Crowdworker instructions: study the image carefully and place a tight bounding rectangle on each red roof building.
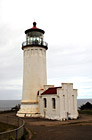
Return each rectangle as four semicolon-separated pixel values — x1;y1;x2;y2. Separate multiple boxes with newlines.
41;87;61;95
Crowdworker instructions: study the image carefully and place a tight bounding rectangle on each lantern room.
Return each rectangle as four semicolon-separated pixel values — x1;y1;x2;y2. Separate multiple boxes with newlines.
22;22;48;50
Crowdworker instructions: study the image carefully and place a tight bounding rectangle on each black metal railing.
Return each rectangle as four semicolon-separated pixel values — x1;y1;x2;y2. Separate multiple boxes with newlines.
22;40;48;49
0;115;25;140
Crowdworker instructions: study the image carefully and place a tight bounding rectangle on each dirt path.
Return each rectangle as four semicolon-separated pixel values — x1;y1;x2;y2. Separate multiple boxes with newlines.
1;112;92;140
24;114;92;140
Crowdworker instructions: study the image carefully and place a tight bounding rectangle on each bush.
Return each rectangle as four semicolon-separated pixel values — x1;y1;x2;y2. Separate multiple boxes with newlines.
79;110;92;115
79;102;92;110
8;136;15;140
11;104;20;111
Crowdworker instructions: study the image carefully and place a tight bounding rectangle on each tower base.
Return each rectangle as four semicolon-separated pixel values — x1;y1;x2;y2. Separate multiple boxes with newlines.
17;102;40;117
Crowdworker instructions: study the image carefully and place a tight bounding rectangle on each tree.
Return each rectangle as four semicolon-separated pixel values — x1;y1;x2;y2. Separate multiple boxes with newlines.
79;102;92;110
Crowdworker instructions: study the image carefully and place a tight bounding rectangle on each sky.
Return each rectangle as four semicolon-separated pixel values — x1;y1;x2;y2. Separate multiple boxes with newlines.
0;0;92;99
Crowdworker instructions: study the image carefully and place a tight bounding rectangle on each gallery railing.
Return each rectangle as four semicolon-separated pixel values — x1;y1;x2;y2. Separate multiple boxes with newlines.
22;40;48;50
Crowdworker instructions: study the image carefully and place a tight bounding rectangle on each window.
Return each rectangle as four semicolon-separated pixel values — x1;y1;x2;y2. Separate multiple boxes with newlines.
52;98;56;109
72;95;75;110
43;98;47;108
63;95;65;110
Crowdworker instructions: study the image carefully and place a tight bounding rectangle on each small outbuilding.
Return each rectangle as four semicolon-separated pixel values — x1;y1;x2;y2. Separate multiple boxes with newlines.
38;83;78;120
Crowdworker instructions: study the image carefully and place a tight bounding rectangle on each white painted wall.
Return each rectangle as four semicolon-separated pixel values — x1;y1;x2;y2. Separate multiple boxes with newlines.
17;46;47;117
39;94;60;120
22;47;47;103
39;83;78;120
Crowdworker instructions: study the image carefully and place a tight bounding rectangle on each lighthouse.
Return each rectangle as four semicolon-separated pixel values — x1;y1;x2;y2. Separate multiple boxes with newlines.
17;22;78;120
17;22;48;117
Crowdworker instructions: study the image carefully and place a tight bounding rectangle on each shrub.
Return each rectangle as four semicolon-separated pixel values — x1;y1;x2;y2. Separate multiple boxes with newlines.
8;136;15;140
79;110;92;115
79;102;92;110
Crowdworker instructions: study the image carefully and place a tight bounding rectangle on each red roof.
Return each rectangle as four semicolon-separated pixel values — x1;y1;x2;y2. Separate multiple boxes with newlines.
31;22;38;29
41;87;61;95
25;22;45;34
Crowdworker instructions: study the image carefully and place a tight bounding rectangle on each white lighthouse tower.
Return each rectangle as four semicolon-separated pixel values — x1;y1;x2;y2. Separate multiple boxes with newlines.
17;22;48;117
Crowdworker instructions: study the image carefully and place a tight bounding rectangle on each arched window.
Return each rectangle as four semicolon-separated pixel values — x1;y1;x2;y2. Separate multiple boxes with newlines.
43;98;47;108
52;98;56;109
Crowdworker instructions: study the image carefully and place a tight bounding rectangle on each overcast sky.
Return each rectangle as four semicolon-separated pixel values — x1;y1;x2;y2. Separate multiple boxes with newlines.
0;0;92;99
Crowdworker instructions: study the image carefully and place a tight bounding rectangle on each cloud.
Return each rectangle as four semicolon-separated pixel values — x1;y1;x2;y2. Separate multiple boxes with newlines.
47;43;92;98
0;24;23;99
0;89;22;100
0;0;92;99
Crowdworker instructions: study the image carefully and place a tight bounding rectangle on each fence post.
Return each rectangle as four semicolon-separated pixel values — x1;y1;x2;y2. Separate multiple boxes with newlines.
0;116;25;140
23;123;25;136
16;129;18;140
18;117;19;127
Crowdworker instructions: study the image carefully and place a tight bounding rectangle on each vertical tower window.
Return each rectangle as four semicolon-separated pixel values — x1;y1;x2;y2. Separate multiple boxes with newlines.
43;98;47;108
63;95;65;110
72;95;75;110
52;98;56;109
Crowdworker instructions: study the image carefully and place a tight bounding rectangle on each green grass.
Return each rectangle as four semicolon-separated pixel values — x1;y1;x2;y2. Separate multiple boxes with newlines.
0;110;17;114
0;122;17;132
78;110;92;115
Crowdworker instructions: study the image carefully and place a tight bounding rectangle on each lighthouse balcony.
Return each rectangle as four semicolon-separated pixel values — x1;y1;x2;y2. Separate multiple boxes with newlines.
22;40;48;50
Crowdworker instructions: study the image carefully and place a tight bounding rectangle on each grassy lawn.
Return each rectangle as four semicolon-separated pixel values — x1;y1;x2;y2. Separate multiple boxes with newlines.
0;122;17;133
78;110;92;115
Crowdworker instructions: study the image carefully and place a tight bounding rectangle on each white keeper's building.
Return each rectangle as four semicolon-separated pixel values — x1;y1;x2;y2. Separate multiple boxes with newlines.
39;83;78;120
17;22;78;120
